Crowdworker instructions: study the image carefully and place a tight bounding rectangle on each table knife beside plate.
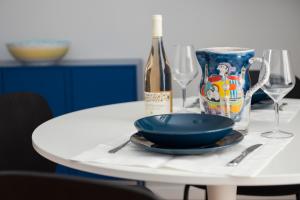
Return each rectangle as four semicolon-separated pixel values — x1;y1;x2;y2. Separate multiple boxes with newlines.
226;144;263;166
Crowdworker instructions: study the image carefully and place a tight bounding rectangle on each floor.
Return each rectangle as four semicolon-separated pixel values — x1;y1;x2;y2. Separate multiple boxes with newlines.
146;182;294;200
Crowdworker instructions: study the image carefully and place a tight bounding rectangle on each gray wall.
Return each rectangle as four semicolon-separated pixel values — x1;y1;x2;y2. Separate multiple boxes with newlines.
0;0;299;97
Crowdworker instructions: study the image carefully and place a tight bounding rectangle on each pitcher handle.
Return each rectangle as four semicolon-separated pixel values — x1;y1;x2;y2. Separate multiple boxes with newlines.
245;57;270;99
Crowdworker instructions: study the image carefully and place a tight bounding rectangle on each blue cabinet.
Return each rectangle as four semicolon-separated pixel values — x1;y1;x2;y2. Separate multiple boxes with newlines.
70;66;137;111
0;60;141;116
1;67;67;116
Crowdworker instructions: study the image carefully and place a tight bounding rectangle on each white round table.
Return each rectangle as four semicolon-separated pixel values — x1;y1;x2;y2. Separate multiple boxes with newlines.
32;99;300;200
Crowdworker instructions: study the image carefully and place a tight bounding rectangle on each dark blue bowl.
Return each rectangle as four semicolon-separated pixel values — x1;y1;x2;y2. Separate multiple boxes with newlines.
134;113;234;147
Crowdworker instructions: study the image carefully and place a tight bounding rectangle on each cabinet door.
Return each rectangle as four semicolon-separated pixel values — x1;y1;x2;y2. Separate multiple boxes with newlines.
71;66;137;111
2;67;66;116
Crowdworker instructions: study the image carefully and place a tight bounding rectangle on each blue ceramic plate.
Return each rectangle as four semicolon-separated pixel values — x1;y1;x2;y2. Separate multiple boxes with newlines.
130;130;244;155
134;113;234;147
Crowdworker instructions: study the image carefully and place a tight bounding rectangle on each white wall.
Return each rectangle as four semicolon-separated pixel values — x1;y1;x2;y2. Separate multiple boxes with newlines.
0;0;300;97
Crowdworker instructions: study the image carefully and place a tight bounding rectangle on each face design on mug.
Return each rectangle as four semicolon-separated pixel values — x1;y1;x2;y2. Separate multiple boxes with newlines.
217;63;230;77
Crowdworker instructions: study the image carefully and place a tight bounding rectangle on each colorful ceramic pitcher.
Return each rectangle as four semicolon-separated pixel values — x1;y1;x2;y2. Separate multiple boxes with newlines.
196;47;270;132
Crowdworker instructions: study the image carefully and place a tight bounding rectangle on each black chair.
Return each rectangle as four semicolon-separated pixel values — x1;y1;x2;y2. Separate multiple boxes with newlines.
0;171;160;200
286;76;300;99
184;72;300;200
0;92;56;172
0;92;154;193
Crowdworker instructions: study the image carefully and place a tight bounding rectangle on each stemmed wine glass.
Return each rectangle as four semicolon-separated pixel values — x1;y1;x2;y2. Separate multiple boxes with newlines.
173;45;200;111
259;49;295;138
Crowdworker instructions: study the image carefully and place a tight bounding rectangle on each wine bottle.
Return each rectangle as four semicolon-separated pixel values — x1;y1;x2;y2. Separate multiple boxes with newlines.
144;15;172;115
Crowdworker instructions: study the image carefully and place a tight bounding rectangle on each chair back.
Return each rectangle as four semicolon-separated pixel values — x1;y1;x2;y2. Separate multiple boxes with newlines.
0;92;55;172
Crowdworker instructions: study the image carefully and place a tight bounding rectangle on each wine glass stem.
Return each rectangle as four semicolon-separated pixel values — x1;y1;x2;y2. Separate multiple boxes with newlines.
274;102;280;133
182;87;187;108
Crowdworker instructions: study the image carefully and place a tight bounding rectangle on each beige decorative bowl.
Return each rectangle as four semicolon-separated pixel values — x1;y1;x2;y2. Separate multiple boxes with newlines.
7;39;70;65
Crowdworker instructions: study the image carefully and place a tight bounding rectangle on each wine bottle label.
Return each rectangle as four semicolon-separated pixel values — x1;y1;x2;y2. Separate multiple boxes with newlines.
144;91;172;115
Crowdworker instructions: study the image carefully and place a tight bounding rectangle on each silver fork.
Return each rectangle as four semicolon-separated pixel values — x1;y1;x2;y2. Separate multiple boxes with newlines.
108;140;130;153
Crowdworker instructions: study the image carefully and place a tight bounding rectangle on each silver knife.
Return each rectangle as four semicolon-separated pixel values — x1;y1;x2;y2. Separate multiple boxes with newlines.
226;144;263;167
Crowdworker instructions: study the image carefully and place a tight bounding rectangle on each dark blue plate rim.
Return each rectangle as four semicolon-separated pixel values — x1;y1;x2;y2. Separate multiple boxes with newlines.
130;130;244;155
134;113;234;135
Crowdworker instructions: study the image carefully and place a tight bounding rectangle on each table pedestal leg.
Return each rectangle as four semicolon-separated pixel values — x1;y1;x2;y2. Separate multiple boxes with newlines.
207;185;237;200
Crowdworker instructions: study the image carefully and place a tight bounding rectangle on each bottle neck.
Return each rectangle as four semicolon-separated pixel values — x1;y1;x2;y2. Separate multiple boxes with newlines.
151;15;164;52
151;37;164;50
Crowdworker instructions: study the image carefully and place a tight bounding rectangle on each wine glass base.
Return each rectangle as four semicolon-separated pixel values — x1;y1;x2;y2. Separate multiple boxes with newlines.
261;130;294;139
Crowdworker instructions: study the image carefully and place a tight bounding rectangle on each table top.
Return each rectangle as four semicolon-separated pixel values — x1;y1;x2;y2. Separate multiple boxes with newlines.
32;99;300;186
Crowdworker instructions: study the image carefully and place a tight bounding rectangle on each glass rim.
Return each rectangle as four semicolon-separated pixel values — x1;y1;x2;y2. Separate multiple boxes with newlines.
263;49;289;52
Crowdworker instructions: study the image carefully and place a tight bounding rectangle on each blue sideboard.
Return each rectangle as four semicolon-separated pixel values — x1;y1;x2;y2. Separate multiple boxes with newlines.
0;59;143;180
0;59;143;116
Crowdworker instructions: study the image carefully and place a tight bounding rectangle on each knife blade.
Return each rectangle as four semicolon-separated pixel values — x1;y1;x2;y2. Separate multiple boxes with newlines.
226;144;263;166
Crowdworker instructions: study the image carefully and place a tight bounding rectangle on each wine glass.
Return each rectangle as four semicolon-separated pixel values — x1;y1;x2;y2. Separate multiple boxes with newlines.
259;49;295;138
173;45;200;111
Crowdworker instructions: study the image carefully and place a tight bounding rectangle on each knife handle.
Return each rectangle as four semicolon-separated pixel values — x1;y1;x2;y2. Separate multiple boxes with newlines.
226;152;247;166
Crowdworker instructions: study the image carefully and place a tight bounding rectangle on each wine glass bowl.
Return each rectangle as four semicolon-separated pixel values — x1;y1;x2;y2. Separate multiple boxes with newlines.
173;45;200;111
259;49;295;138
